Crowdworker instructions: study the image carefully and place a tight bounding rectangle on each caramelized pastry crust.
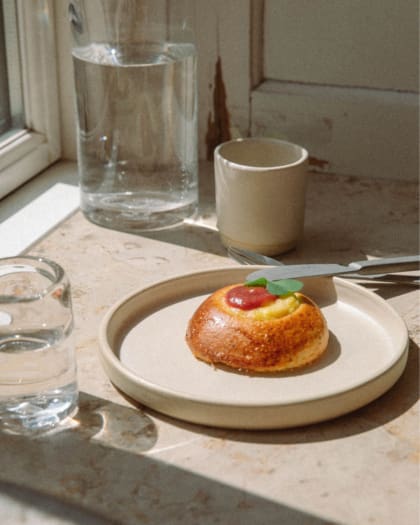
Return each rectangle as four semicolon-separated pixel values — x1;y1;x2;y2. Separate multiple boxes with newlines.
186;284;329;372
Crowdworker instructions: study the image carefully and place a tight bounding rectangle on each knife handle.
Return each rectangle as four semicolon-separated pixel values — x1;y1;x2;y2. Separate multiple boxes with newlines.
351;255;420;274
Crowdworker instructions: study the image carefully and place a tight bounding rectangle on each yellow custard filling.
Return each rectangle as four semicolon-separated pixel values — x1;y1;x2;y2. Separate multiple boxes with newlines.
228;294;301;320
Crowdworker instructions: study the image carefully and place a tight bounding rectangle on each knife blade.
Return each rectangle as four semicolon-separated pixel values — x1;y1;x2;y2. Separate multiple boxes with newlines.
228;247;420;285
246;254;420;281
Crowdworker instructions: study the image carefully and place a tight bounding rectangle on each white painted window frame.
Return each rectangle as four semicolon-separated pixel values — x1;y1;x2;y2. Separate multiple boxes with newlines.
0;0;60;200
196;0;418;181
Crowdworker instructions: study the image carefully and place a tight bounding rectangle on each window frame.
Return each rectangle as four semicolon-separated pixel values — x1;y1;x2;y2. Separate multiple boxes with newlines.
0;0;61;200
196;0;418;180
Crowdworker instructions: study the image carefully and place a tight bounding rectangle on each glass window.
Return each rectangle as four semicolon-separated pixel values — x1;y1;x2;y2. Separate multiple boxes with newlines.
0;0;24;138
0;6;10;136
0;0;60;199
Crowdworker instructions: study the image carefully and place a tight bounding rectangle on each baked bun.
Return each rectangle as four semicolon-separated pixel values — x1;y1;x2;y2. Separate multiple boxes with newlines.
186;284;329;373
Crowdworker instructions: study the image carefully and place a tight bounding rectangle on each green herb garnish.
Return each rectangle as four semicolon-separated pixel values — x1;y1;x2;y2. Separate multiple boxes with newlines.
245;277;303;297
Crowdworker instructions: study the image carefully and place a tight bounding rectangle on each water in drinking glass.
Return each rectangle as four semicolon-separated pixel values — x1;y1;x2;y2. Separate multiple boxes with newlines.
0;257;78;434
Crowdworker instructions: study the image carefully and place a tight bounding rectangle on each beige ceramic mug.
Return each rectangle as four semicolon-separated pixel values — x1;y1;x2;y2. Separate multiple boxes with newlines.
214;137;309;256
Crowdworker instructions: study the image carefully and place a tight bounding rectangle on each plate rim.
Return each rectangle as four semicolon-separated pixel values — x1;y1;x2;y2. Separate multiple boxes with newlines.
98;266;409;424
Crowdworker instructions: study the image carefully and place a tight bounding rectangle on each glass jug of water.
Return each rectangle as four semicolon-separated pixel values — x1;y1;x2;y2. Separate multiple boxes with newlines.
69;0;198;232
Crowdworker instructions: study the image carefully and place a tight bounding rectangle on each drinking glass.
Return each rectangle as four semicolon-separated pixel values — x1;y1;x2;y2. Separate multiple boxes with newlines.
0;256;78;434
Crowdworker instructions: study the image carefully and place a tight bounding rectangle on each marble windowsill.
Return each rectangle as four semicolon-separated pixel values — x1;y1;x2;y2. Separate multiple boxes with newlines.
0;161;80;257
0;161;419;525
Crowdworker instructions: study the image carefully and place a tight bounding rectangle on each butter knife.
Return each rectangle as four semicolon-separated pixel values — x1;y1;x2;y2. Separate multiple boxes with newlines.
228;247;420;284
239;250;420;283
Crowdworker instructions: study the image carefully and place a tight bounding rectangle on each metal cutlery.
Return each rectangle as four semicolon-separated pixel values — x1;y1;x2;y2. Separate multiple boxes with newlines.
227;247;420;286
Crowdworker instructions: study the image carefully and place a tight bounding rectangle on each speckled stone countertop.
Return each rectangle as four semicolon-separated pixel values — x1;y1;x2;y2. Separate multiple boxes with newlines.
1;162;419;525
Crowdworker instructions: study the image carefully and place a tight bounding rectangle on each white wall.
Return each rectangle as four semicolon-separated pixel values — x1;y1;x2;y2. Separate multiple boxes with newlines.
264;0;418;91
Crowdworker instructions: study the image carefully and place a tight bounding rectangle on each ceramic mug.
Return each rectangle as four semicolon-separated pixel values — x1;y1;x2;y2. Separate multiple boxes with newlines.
214;137;309;256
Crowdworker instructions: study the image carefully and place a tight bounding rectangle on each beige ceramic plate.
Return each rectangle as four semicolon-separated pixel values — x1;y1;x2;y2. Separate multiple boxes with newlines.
98;266;408;429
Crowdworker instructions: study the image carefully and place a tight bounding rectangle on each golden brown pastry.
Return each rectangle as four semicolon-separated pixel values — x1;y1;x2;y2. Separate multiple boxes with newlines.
186;283;329;373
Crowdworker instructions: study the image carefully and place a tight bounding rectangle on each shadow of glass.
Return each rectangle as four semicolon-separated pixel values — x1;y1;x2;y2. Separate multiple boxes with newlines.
2;392;159;450
73;393;158;453
140;219;227;257
0;392;341;525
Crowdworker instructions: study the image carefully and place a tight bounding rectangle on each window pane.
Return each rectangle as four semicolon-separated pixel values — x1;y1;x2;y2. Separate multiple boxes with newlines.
0;0;24;139
0;4;10;134
0;0;61;200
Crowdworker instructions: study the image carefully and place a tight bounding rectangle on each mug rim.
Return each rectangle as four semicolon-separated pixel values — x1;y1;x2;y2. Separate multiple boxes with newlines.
214;137;308;171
